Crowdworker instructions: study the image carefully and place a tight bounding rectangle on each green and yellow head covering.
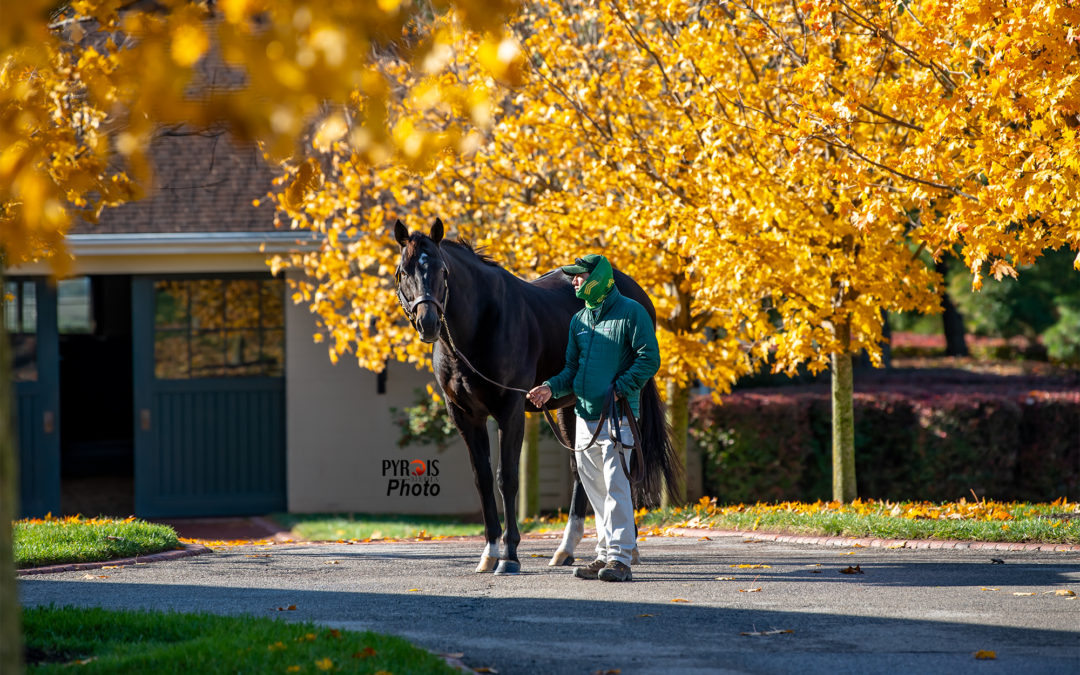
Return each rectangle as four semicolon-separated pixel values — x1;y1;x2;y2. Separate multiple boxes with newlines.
561;253;615;309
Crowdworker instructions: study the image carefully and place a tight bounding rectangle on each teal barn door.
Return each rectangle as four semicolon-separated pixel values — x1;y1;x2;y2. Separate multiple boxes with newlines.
8;278;60;518
132;276;285;517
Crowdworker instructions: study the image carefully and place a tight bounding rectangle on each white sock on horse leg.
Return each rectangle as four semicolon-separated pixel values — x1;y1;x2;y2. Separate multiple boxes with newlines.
476;541;501;572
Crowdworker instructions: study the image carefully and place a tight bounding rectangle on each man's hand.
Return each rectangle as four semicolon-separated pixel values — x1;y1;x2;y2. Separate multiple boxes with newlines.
527;385;553;407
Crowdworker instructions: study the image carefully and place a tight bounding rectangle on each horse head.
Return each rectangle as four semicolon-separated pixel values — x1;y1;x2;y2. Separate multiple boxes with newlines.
394;218;449;343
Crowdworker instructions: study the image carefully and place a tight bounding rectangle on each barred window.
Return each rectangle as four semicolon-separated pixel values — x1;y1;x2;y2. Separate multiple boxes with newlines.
154;277;284;379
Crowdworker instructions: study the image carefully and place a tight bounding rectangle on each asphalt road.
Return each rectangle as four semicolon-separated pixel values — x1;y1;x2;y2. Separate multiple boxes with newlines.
19;532;1080;674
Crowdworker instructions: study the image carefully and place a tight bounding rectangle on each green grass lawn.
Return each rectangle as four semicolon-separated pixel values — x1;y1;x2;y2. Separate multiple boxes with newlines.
23;606;459;674
15;517;181;569
641;498;1080;544
273;512;568;541
277;499;1079;545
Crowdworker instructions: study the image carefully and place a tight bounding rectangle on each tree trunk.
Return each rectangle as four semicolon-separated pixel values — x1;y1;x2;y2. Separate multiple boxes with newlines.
831;318;857;502
662;379;690;507
0;262;24;675
936;259;969;357
518;412;540;519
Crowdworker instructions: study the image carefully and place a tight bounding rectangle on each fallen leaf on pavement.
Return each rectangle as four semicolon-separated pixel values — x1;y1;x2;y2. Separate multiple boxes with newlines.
324;560;339;565
731;564;771;569
276;604;297;611
974;650;996;660
839;565;864;575
101;565;122;569
475;667;499;673
592;669;621;674
698;536;711;541
840;551;856;556
1053;589;1076;597
671;598;690;603
980;588;999;591
715;576;737;581
739;588;763;593
636;614;654;618
1012;592;1036;597
81;574;107;579
741;629;793;636
407;588;421;592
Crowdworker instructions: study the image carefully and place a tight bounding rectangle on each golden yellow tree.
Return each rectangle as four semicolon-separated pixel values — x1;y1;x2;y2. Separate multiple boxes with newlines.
273;0;949;506
273;0;1078;509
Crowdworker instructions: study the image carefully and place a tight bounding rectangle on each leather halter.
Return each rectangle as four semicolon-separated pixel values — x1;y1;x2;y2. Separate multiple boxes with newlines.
395;261;449;326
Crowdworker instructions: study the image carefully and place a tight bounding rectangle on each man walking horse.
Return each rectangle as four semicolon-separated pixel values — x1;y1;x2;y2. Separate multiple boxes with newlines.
393;219;678;577
527;253;659;582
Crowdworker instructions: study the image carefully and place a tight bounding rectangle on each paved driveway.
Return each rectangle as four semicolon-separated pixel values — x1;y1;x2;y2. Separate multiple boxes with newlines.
19;533;1080;674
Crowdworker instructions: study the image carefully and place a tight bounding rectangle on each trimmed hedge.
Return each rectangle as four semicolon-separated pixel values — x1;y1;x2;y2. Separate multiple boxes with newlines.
692;383;1079;503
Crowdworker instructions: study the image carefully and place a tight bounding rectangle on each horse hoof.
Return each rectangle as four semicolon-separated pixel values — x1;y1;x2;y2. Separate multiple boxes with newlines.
548;551;574;567
632;548;641;565
493;560;520;575
475;555;498;573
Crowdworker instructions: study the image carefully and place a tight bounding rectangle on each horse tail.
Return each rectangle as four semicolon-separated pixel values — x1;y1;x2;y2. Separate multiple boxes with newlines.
637;377;682;507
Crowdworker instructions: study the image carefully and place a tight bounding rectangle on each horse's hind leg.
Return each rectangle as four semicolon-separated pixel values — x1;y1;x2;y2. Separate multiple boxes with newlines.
550;474;587;567
449;404;501;572
550;409;586;567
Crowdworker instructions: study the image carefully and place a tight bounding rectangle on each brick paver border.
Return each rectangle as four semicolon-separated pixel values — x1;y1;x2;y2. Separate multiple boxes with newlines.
17;543;213;576
666;527;1080;552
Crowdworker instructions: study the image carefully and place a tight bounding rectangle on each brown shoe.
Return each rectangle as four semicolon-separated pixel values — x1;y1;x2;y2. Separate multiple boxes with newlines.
573;559;607;580
598;560;632;582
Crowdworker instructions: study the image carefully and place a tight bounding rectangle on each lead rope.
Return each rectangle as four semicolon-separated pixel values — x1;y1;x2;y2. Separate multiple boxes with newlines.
437;315;644;483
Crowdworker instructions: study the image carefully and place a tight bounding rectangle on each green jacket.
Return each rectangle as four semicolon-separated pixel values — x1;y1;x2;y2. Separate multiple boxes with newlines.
544;287;660;421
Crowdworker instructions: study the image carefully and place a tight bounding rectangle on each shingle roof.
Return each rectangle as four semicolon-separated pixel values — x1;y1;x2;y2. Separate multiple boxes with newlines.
70;131;279;234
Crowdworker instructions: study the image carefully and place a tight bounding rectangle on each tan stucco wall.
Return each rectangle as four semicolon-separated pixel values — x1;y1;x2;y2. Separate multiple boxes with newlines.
284;274;573;515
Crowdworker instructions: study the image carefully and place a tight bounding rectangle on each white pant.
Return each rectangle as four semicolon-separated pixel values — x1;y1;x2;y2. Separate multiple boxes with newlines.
575;416;636;566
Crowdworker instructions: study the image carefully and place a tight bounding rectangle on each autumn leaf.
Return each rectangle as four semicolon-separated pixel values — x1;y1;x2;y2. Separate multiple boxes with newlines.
671;598;690;603
839;566;864;575
974;650;997;660
1053;590;1076;597
739;588;763;593
353;647;377;659
716;576;737;581
1012;592;1036;597
731;564;771;569
475;668;499;674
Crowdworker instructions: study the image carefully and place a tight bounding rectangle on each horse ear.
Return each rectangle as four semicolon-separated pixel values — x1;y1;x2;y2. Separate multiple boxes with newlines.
394;220;409;247
430;218;444;245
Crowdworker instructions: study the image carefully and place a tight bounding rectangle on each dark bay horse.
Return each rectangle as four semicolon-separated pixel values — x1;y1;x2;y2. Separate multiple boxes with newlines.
394;218;679;574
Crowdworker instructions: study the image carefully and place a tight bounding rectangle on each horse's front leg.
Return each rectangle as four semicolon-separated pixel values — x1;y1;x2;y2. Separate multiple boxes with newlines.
493;403;525;575
550;408;586;567
448;403;502;573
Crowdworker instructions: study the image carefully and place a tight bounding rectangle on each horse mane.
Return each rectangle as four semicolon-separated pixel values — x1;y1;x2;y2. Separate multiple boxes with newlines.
440;238;500;268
